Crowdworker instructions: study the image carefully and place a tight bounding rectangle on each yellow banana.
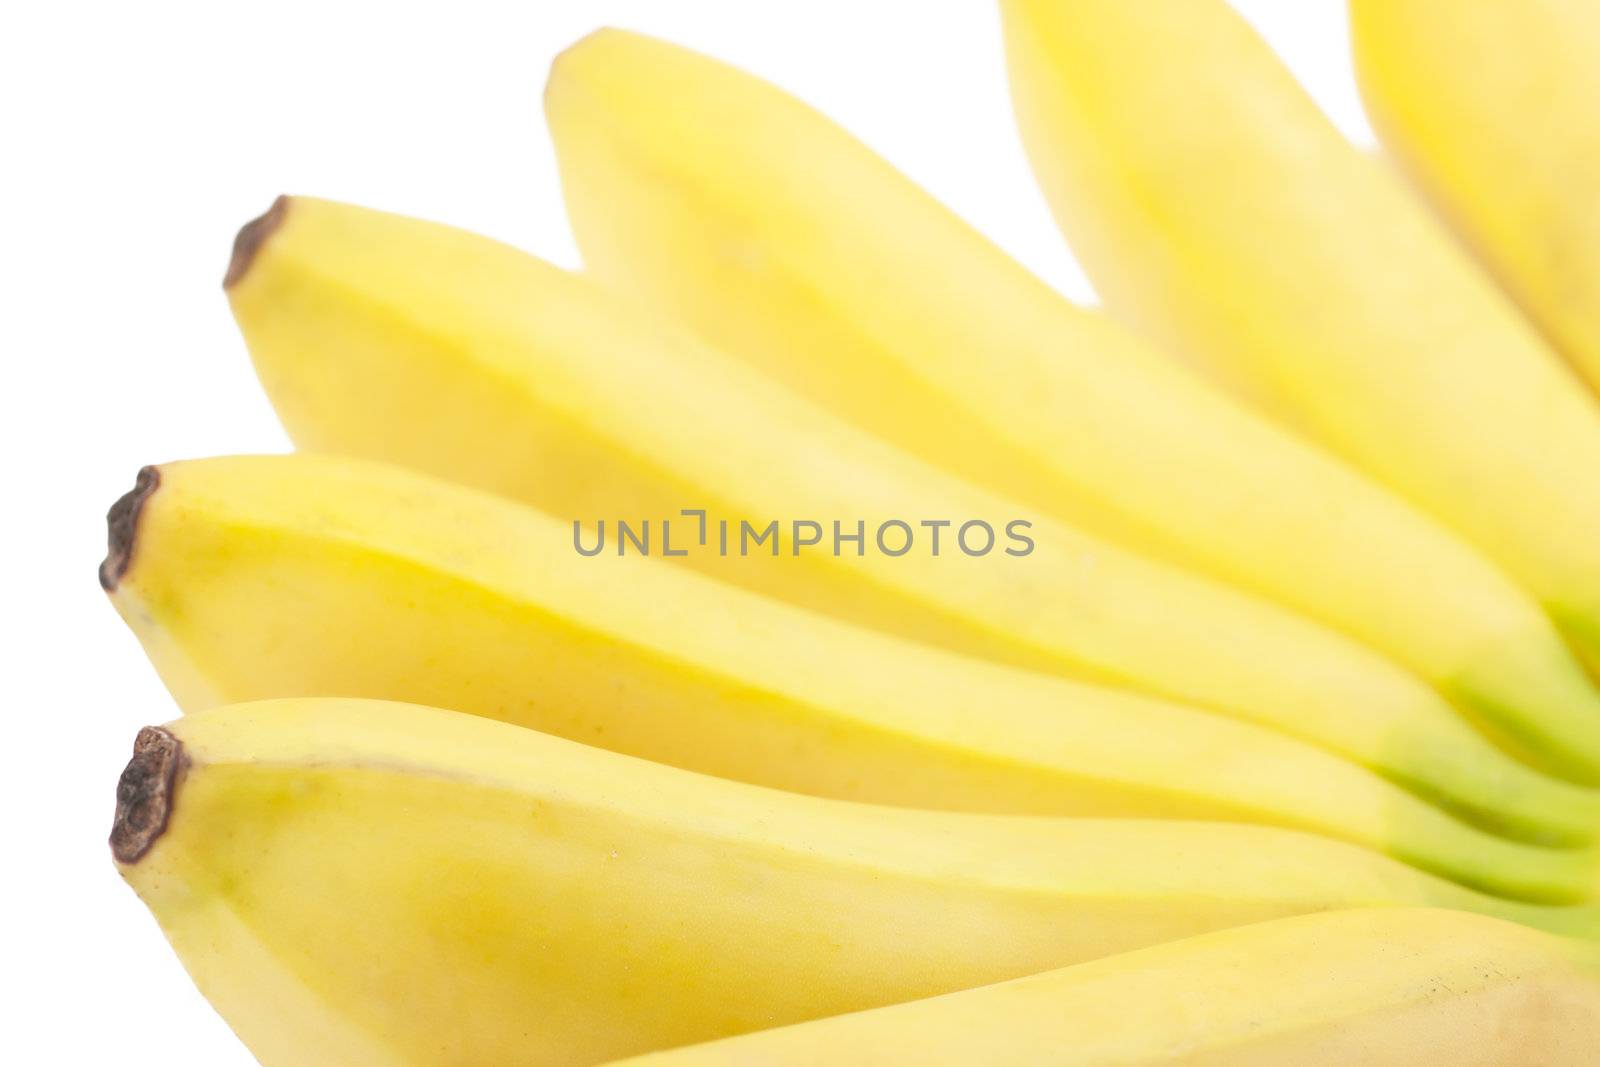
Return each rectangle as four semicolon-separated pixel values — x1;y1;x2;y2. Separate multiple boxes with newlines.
100;453;1600;899
543;28;1600;779
604;908;1600;1067
113;699;1600;1067
1351;0;1600;396
223;196;1600;809
1000;0;1600;673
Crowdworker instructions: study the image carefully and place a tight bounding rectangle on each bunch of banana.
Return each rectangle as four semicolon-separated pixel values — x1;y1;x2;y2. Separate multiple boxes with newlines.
101;2;1600;1063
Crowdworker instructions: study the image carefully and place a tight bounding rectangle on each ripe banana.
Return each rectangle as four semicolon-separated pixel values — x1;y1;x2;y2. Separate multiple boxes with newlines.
1000;0;1600;675
601;908;1600;1067
100;453;1600;900
543;28;1600;781
1350;0;1600;398
113;699;1600;1067
222;196;1600;811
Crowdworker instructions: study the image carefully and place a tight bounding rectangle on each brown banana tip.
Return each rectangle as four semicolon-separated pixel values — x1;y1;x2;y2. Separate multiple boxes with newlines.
110;726;186;865
223;195;290;290
99;465;160;592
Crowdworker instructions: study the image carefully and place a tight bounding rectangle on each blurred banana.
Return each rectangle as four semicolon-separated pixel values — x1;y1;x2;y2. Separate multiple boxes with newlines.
1352;0;1600;396
1001;0;1600;680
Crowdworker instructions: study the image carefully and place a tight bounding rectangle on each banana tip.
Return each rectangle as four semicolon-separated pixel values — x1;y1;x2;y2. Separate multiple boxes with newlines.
100;466;160;592
224;195;289;290
111;726;185;865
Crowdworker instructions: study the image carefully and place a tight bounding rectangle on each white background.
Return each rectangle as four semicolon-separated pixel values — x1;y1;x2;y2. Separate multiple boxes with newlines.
0;2;1370;1062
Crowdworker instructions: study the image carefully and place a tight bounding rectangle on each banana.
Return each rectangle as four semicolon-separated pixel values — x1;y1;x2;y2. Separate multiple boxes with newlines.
602;908;1600;1067
113;699;1600;1067
543;28;1600;782
222;196;1600;814
100;453;1600;900
1000;0;1600;674
1351;0;1600;397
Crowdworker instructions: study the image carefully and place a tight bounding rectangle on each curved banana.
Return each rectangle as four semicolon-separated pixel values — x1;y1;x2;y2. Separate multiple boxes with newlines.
100;453;1600;898
1351;0;1600;396
222;196;1600;817
604;908;1600;1067
113;699;1600;1067
1000;0;1600;677
543;28;1600;779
